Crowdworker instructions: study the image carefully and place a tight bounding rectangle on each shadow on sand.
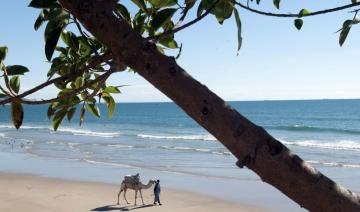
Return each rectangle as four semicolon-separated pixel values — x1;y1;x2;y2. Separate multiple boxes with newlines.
91;204;155;211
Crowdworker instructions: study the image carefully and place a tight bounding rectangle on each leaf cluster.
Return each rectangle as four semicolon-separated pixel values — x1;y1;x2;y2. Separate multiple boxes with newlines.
0;0;124;131
125;0;243;54
0;46;29;130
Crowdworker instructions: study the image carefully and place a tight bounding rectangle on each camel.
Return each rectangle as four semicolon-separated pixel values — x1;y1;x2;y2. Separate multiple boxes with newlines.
117;174;156;205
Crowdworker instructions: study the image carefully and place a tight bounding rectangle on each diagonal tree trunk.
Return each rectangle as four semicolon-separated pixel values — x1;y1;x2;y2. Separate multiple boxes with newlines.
59;0;360;211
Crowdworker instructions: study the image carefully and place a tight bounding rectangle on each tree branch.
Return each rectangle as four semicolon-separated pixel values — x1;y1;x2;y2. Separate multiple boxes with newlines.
21;68;115;105
2;69;16;96
234;1;360;18
148;0;220;41
87;72;108;100
0;53;112;106
0;85;10;96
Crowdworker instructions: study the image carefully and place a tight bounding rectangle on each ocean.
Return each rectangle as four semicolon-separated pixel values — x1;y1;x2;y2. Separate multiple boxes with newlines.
1;99;360;210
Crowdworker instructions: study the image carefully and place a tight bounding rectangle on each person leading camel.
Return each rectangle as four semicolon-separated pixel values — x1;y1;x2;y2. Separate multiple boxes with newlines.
153;179;162;205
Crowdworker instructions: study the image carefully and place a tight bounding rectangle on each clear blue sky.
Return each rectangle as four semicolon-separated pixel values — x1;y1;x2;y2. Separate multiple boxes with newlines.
1;0;359;102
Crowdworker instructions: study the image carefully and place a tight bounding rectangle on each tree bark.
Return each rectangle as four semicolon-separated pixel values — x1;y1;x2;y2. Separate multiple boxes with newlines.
59;0;360;211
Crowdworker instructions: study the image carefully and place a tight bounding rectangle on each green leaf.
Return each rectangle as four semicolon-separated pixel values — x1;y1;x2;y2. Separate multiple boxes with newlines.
159;36;178;48
54;81;67;89
87;104;100;117
6;65;29;76
339;20;353;46
29;0;59;8
133;12;147;34
102;94;116;118
61;31;79;51
46;8;69;22
47;103;56;119
294;19;303;30
211;0;234;24
131;0;148;13
116;4;131;23
52;108;67;131
103;86;121;94
45;21;65;61
55;46;67;54
149;0;177;8
78;38;92;56
0;46;8;63
10;76;20;94
273;0;280;9
197;2;204;17
45;27;63;61
299;9;310;17
34;10;47;30
79;106;86;126
67;107;77;121
234;8;242;53
11;101;24;130
151;8;177;31
74;77;84;88
185;0;196;10
47;56;66;78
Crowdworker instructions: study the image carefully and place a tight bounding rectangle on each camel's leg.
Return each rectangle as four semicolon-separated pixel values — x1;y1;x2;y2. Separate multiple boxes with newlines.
139;189;144;205
134;190;137;206
117;188;122;205
124;189;130;204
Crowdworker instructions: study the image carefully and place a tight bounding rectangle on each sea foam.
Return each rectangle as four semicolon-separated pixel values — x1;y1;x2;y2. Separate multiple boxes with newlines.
0;124;121;138
270;125;360;135
137;134;216;141
306;160;360;168
57;128;121;138
83;159;134;168
281;139;360;151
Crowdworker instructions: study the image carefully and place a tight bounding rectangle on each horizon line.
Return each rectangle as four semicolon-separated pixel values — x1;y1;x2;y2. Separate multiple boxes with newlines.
114;98;360;103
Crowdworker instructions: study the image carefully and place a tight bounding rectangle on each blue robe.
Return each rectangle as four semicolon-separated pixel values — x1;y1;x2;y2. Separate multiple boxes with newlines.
154;183;161;203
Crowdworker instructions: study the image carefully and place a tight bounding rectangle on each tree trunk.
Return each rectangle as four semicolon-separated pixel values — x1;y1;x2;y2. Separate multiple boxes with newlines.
59;0;360;211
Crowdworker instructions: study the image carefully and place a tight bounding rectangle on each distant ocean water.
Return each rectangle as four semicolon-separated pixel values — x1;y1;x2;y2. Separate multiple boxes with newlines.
1;100;360;192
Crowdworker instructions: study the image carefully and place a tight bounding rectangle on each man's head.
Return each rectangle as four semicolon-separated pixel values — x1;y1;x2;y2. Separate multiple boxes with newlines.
157;179;160;183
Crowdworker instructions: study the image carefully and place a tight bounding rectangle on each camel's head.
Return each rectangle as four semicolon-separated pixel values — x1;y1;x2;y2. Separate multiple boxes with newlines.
150;180;157;184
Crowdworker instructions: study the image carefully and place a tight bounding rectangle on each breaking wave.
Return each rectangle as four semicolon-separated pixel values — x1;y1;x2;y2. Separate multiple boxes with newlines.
0;124;120;138
159;145;231;155
270;125;360;135
57;128;121;138
107;144;134;148
307;160;360;168
137;134;216;141
82;159;134;168
281;140;360;151
0;124;47;130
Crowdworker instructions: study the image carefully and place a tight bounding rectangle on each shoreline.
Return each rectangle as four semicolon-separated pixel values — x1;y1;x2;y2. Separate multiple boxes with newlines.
0;173;269;212
0;151;307;211
0;151;306;211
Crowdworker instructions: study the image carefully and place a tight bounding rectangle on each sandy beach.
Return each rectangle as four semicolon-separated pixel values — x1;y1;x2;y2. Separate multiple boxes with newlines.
0;173;269;212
